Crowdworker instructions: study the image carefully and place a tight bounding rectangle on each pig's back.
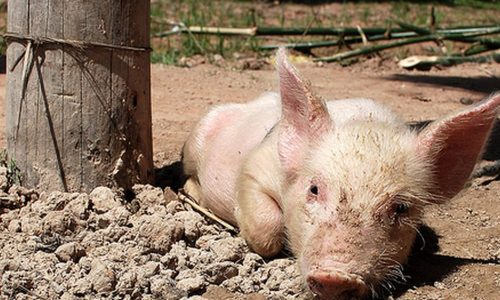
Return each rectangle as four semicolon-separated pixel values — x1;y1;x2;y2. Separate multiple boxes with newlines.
194;93;282;223
327;98;403;126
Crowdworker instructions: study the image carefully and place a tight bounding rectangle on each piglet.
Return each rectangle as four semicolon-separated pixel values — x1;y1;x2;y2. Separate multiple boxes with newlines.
182;48;500;299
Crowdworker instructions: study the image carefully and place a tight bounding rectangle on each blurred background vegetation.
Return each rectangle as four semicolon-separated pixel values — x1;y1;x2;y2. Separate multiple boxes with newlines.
150;0;500;65
0;1;498;65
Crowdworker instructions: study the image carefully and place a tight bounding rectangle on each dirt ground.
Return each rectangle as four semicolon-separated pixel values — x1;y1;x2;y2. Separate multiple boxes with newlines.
0;57;499;299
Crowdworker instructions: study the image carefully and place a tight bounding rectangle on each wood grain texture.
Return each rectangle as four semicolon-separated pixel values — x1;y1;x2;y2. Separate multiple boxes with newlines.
6;0;153;192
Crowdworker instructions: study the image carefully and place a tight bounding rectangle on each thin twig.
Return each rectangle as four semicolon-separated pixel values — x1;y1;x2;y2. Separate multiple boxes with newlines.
178;189;238;234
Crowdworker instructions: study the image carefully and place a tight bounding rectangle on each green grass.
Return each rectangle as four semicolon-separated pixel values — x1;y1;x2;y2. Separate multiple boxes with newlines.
150;0;500;65
151;0;262;65
0;150;22;189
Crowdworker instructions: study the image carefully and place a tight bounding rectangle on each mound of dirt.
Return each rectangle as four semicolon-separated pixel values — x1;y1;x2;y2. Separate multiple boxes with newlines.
0;181;313;299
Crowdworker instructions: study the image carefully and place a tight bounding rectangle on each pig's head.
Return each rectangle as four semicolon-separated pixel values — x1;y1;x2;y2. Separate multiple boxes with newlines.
275;49;500;299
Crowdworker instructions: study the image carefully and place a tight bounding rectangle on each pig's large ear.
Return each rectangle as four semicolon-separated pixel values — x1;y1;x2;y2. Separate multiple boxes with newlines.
276;48;331;175
418;92;500;202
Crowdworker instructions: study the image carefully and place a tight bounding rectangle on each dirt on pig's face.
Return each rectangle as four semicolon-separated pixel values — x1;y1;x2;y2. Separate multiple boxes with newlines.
282;122;434;299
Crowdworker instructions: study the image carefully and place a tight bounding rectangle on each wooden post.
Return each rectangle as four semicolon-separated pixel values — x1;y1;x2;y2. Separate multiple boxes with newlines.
6;1;153;192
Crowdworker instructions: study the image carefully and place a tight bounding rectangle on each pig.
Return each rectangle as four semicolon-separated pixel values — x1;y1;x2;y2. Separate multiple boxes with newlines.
181;48;500;299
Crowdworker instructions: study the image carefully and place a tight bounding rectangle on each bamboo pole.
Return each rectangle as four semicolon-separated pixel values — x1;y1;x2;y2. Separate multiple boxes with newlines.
154;24;500;38
258;32;418;51
154;25;406;37
315;28;500;62
399;53;500;69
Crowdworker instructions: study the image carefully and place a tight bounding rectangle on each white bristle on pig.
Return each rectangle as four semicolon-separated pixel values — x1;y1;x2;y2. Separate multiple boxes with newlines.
182;48;500;299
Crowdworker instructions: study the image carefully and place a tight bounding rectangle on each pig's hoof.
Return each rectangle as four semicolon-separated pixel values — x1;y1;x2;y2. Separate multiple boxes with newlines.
306;270;367;299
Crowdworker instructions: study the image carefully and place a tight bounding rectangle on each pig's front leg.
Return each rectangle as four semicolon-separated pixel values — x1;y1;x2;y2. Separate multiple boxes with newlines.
237;176;284;257
236;159;284;257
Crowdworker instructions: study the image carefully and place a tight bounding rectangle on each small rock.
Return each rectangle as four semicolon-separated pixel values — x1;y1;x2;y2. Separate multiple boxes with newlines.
175;211;205;242
42;211;77;234
0;259;19;273
99;206;131;228
166;200;185;214
265;269;287;290
64;194;91;220
88;259;116;293
7;219;21;233
141;261;160;278
460;97;474;105
19;212;43;235
205;262;238;284
210;237;247;262
133;184;165;206
32;191;75;213
72;277;92;295
239;252;264;276
55;242;86;262
115;269;137;293
60;292;76;300
161;252;179;270
89;187;120;214
195;234;218;250
133;214;184;255
176;275;206;294
150;275;187;299
163;187;178;204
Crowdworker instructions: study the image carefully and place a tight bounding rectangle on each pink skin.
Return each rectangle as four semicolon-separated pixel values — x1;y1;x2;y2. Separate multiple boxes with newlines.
182;48;500;299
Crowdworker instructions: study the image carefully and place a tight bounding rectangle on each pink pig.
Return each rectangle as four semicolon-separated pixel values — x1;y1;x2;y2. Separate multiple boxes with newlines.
182;48;500;299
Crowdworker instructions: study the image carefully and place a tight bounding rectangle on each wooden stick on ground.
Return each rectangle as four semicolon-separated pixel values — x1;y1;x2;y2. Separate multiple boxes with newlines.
178;189;239;234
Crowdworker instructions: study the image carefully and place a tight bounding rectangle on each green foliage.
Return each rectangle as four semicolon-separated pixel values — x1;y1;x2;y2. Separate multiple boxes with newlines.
0;2;6;55
150;0;261;65
0;150;22;190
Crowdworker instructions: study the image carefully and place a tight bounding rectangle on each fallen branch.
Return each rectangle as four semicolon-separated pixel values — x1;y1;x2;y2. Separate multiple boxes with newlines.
399;53;500;69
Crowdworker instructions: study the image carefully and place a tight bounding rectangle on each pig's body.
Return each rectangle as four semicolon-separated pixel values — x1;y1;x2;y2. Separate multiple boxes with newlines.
183;93;403;225
182;49;500;300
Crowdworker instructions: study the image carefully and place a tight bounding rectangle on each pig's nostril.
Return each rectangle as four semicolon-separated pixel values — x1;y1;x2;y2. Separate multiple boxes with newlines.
307;270;366;298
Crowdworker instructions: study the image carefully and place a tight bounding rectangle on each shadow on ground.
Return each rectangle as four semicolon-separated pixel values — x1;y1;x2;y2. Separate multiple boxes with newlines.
155;161;184;192
392;224;499;298
387;74;499;94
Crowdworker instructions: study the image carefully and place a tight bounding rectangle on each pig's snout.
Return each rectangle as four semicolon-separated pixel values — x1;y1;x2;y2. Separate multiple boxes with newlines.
307;269;367;299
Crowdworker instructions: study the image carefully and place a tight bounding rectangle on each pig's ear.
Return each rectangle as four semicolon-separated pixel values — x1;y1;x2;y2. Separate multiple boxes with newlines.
418;92;500;202
276;48;331;175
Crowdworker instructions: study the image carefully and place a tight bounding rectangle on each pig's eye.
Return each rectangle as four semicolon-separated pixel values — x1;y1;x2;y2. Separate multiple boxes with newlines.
394;203;409;215
309;185;319;196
